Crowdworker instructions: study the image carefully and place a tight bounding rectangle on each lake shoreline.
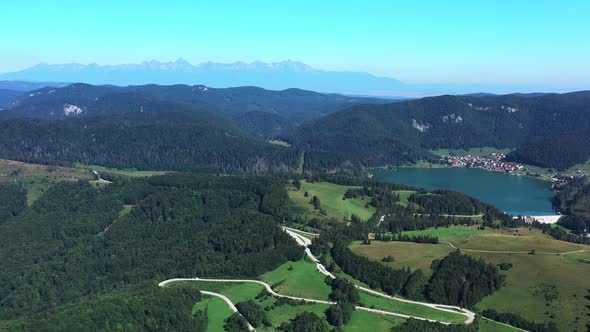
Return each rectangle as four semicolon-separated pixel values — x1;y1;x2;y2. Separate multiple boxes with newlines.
371;167;557;216
371;162;556;183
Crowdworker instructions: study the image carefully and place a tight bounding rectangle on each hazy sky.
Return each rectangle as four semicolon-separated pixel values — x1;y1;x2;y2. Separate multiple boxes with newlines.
2;0;589;88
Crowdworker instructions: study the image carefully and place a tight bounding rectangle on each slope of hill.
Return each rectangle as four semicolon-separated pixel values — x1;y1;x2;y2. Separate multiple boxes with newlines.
0;111;299;174
5;83;388;123
233;111;296;138
297;91;590;170
0;173;301;325
0;90;22;108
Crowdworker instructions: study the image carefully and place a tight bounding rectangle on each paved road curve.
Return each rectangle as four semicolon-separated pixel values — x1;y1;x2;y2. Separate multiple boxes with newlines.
282;226;475;324
159;277;456;325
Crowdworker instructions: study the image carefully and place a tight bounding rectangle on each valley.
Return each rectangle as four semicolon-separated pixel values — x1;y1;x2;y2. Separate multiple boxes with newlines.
2;3;589;331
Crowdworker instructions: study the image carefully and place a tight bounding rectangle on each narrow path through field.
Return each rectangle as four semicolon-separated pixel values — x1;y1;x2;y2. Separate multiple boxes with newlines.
440;240;589;255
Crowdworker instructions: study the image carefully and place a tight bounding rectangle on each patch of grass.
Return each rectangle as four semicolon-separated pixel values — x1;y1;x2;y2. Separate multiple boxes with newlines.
344;309;405;331
351;225;590;331
260;259;331;300
350;241;453;276
193;297;233;332
260;303;330;332
393;190;418;207
0;159;93;205
288;180;376;221
359;292;467;323
473;251;590;332
400;226;587;252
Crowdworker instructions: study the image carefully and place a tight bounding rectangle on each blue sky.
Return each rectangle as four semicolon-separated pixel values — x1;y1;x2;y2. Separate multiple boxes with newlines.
1;0;589;88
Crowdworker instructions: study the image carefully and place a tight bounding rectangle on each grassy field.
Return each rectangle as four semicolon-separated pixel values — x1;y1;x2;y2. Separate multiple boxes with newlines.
359;292;467;323
193;297;233;332
260;259;331;300
394;190;420;208
351;226;590;331
261;303;330;331
430;147;513;157
474;250;590;331
351;241;454;275
0;159;93;204
288;180;376;221
345;310;405;331
400;225;587;252
172;276;410;331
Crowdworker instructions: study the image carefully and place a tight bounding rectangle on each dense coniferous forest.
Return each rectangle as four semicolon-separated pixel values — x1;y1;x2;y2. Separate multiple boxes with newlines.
427;251;504;307
1;84;589;172
408;190;486;215
0;174;301;327
296;91;590;170
0;183;27;223
331;240;412;295
547;176;590;242
5;83;387;122
0;112;299;174
390;318;477;332
3;284;207;332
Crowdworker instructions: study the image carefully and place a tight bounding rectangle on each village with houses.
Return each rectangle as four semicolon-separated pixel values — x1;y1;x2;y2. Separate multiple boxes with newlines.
441;153;524;173
440;152;583;182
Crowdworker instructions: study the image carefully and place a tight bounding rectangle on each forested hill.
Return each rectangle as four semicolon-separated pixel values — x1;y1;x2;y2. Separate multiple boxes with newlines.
296;91;590;170
0;174;301;328
2;83;589;172
0;111;299;174
5;83;388;123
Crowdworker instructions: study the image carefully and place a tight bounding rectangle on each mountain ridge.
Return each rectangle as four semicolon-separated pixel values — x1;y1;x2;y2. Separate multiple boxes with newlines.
2;60;578;96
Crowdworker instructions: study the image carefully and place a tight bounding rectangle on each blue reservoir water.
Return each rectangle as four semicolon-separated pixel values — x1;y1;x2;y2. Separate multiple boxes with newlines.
372;167;555;216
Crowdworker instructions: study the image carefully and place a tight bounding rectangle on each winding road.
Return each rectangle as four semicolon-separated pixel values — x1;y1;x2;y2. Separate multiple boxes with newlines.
158;225;476;329
159;277;458;325
158;224;553;330
282;226;475;325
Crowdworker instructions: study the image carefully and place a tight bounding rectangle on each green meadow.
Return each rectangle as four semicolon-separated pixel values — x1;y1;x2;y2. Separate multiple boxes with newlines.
351;225;590;331
288;180;376;221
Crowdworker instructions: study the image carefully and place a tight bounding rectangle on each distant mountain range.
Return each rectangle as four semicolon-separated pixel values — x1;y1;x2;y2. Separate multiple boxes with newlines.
0;83;388;124
0;59;574;96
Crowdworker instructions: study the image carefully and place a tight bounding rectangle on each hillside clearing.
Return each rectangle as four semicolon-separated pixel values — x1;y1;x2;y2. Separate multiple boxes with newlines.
288;180;376;221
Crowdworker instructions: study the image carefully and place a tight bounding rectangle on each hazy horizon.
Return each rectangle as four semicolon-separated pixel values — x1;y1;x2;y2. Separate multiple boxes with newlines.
2;0;589;90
